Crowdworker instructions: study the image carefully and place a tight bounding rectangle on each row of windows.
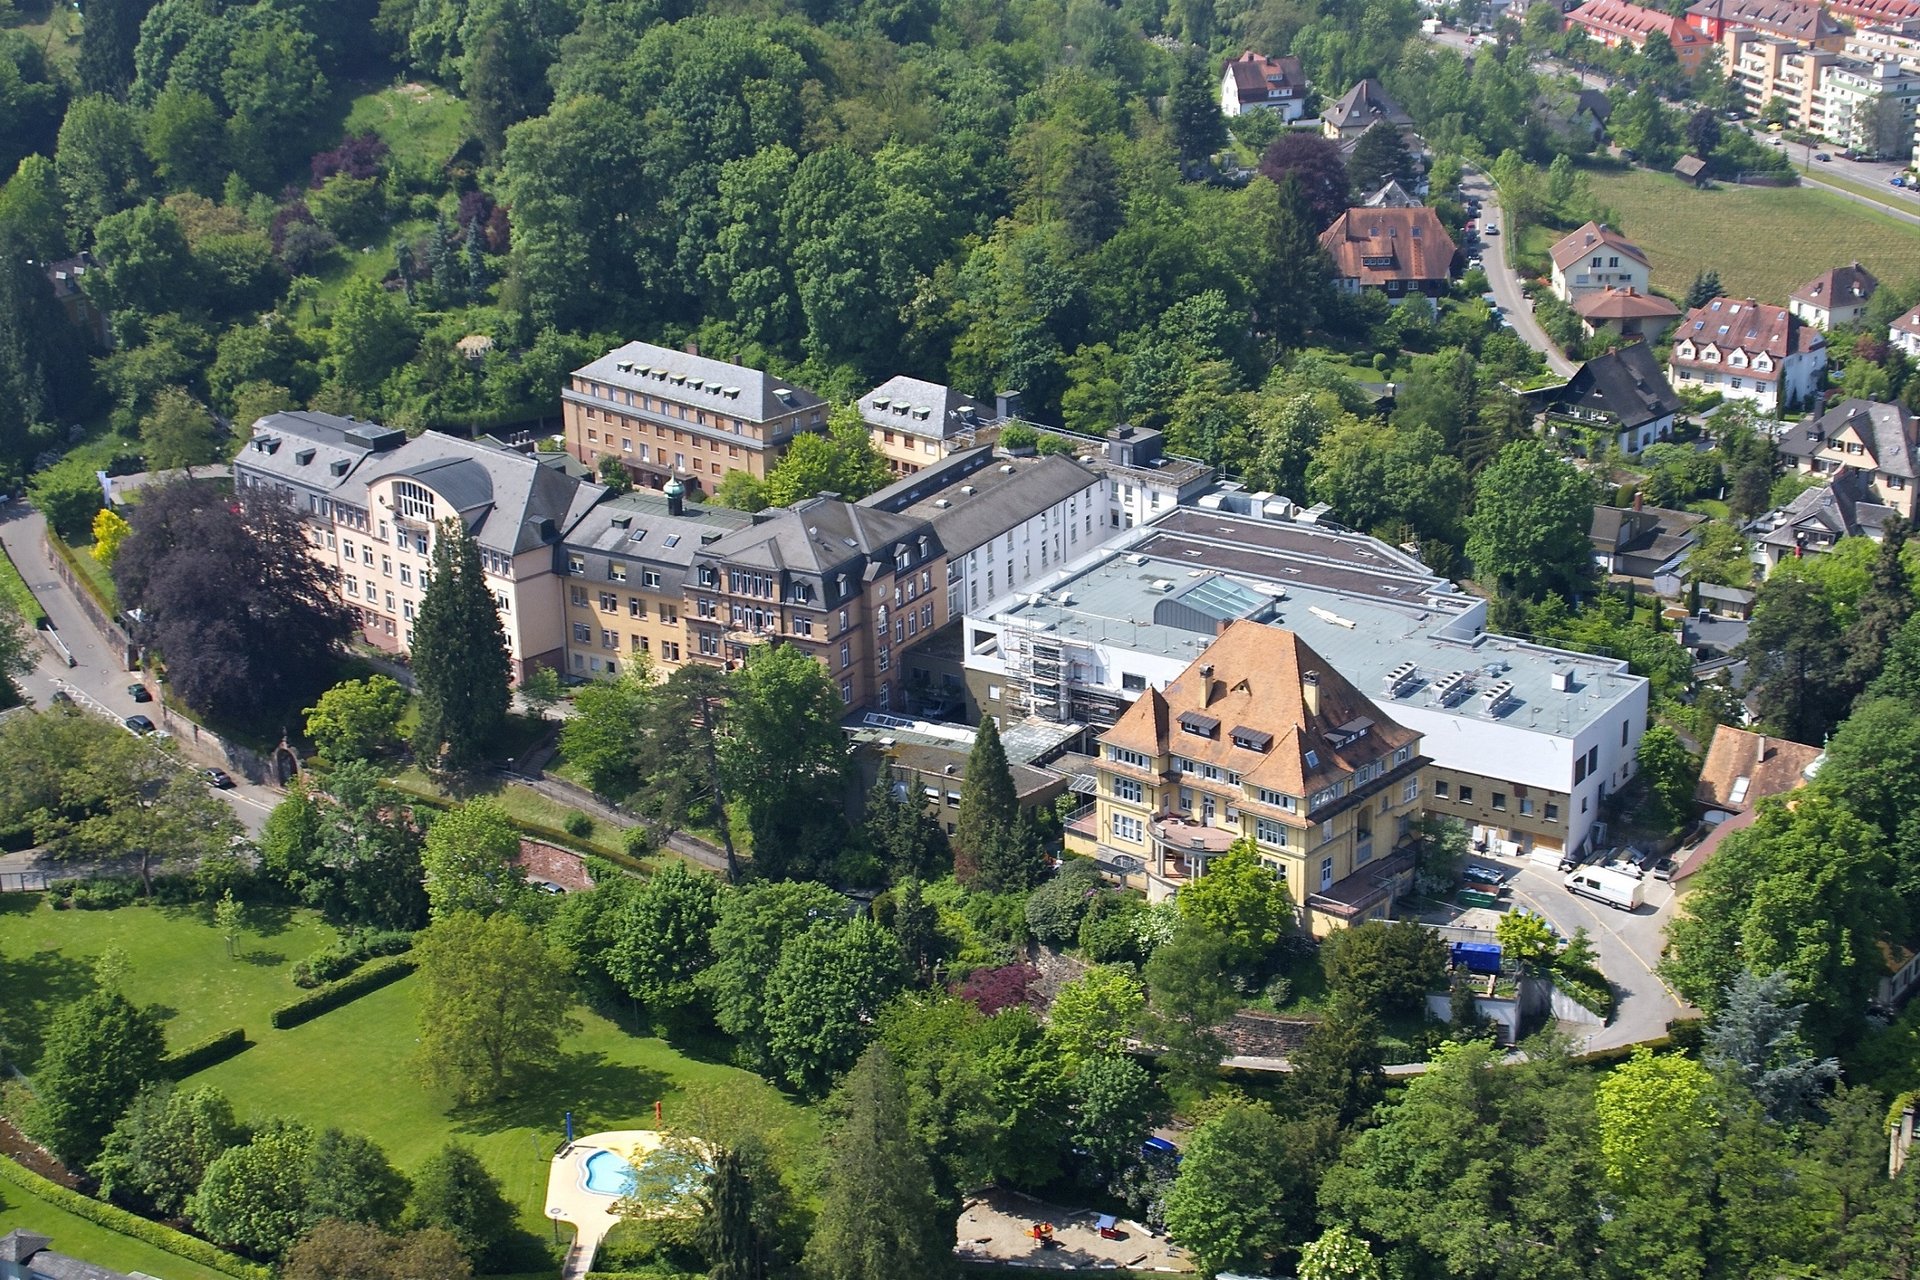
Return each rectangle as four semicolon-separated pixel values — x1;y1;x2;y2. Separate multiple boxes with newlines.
1432;779;1557;821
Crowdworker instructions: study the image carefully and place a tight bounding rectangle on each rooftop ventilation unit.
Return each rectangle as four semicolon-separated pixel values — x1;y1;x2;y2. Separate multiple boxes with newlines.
1126;554;1147;565
1430;670;1473;706
1383;661;1418;697
1550;669;1574;693
1150;579;1176;592
1482;680;1515;715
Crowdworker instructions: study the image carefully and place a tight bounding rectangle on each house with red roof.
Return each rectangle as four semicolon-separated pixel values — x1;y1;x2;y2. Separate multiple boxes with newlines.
1573;286;1681;340
1567;0;1716;70
1668;296;1828;414
1317;206;1457;299
1687;0;1846;47
1220;50;1310;122
1789;262;1880;331
1549;222;1654;302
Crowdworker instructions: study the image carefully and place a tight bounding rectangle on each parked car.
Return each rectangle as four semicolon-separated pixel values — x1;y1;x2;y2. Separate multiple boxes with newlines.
127;682;152;702
203;768;234;789
124;714;156;735
1892;175;1909;187
1463;864;1504;886
49;690;71;706
1651;856;1675;881
1483;223;1499;235
1814;152;1832;162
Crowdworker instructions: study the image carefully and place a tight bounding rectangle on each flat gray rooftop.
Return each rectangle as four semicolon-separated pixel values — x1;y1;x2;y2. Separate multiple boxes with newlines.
987;515;1642;739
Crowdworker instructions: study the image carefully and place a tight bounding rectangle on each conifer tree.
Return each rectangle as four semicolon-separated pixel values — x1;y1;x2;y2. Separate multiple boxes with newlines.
954;718;1038;891
411;519;510;772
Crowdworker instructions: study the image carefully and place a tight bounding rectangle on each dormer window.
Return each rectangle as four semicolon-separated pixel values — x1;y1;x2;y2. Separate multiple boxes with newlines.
1230;726;1273;753
1179;711;1220;738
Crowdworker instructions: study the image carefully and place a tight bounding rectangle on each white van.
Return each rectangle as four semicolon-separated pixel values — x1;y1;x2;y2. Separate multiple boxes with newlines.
1563;865;1645;912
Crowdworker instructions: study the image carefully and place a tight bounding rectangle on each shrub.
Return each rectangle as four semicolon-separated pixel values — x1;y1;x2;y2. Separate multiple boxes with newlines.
0;1156;270;1280
564;811;594;839
291;931;416;988
270;955;415;1029
998;423;1038;451
51;878;141;910
1035;434;1078;457
162;1027;249;1078
1025;860;1104;946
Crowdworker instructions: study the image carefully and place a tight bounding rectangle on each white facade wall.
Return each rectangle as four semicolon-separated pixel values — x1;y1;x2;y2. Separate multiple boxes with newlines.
948;476;1106;617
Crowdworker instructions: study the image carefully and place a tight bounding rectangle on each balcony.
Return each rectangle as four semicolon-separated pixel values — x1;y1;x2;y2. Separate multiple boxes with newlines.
1150;814;1239;857
1307;848;1415;923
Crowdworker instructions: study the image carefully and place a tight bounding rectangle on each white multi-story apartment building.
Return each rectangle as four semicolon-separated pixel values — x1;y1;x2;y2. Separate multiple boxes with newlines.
1815;56;1920;157
234;412;607;681
964;510;1649;865
860;446;1105;619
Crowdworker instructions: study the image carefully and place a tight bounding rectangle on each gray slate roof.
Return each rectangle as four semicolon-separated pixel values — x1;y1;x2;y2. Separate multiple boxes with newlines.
0;1231;137;1280
698;496;941;595
1362;180;1422;207
871;449;1100;559
243;414;608;557
1778;399;1918;479
1759;469;1895;551
574;342;824;423
1557;341;1681;430
858;376;982;441
1324;78;1412;132
562;489;755;592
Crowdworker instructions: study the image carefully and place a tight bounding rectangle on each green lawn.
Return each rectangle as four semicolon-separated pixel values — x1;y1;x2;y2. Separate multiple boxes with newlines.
0;1176;232;1280
1585;166;1920;303
190;973;814;1269
0;541;48;627
344;81;470;173
4;894;814;1274
0;897;338;1066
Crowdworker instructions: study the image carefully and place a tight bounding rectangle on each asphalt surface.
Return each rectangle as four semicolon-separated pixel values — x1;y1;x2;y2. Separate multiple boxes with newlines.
1462;168;1580;379
1499;855;1690;1051
0;504;280;838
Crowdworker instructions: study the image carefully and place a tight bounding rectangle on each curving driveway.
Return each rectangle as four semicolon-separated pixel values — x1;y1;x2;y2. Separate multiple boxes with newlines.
1461;168;1579;380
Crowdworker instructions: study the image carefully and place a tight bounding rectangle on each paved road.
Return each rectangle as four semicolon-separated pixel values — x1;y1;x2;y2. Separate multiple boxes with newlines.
0;504;279;837
1462;168;1580;380
1500;856;1690;1051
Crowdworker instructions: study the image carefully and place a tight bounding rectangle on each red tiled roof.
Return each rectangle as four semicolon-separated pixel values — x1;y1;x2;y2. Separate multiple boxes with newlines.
1318;206;1456;286
1574;287;1681;320
1568;0;1707;43
1671;296;1824;381
1827;0;1920;22
1685;0;1844;39
1227;50;1306;102
1894;306;1920;338
1550;221;1651;272
1791;262;1879;309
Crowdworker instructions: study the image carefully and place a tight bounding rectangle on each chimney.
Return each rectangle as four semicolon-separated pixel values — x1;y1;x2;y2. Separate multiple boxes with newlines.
1632;490;1643;511
1757;734;1769;762
665;478;685;517
684;341;700;357
1303;670;1321;717
1199;663;1216;704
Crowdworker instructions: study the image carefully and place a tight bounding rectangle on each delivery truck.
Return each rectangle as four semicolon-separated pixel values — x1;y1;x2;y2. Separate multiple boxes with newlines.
1563;864;1645;912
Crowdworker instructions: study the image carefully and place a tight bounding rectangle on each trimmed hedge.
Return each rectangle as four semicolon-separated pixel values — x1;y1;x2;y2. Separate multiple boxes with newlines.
162;1027;249;1078
291;930;414;988
269;954;415;1029
0;1156;270;1280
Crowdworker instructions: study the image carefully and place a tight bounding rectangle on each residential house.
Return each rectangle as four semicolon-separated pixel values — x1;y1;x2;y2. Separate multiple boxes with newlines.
558;481;755;680
1220;50;1310;120
1093;620;1428;931
1775;397;1919;516
562;342;827;498
1548;341;1684;453
860;446;1104;620
1892;301;1920;357
1668;297;1828;414
1790;263;1880;330
1573;286;1682;340
1688;0;1846;47
1672;724;1824;878
1567;0;1716;69
235;412;607;680
967;508;1649;865
687;497;947;712
1321;79;1415;141
1589;500;1707;581
1754;467;1896;571
41;252;109;346
860;734;1069;838
1549;222;1653;302
2;1230;140;1280
1088;424;1217;530
1362;179;1423;207
1318;206;1457;298
857;376;984;476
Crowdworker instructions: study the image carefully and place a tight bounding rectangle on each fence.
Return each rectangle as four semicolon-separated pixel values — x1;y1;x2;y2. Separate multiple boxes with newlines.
0;870;54;892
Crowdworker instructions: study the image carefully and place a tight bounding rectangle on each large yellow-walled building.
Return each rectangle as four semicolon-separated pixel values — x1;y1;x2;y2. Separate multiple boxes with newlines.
1093;621;1428;935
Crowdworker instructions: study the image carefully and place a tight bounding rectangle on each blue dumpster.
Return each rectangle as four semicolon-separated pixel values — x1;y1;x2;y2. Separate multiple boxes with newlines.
1450;941;1503;975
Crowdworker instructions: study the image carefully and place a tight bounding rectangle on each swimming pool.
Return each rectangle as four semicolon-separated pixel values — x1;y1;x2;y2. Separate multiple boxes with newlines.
581;1149;637;1197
